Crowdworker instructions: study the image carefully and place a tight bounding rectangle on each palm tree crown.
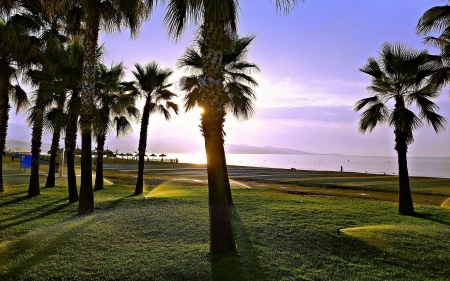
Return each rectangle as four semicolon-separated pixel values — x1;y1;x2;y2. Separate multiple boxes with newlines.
355;42;445;141
179;32;259;121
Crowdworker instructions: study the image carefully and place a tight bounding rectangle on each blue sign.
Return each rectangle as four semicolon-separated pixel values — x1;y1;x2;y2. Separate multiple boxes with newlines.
20;155;32;169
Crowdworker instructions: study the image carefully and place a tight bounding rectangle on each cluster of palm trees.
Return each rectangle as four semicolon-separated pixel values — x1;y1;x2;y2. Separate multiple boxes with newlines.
1;0;298;255
355;3;450;215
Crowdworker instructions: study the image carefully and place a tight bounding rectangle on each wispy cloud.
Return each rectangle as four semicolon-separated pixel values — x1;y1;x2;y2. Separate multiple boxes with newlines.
254;106;358;123
255;75;367;108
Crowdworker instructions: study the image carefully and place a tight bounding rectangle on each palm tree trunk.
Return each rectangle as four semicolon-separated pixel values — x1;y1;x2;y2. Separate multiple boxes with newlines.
395;130;414;215
135;100;150;195
94;133;106;191
45;128;59;188
0;80;10;193
65;104;79;203
28;107;44;197
45;98;65;188
45;127;61;188
200;16;236;255
221;134;232;205
78;2;100;214
203;117;236;254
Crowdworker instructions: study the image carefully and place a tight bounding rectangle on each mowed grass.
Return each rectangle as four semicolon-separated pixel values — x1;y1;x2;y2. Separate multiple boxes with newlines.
0;163;450;280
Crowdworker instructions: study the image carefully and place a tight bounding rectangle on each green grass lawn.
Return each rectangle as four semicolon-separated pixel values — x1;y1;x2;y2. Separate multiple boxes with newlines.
1;162;450;280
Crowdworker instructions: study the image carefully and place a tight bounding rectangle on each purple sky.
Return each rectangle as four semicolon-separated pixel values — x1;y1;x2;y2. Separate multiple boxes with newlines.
8;0;450;157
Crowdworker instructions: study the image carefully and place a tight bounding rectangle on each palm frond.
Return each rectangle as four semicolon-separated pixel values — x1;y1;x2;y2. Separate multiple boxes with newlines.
44;106;66;132
10;84;29;114
354;96;380;112
390;107;423;136
177;46;203;73
416;5;450;35
359;57;382;79
273;0;299;15
163;0;202;40
357;102;389;133
114;116;133;137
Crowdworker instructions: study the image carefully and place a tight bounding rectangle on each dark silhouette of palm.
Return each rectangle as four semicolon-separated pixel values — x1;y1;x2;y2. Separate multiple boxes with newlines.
126;62;178;195
355;42;446;215
179;32;259;204
60;38;85;203
0;2;33;192
93;62;138;191
23;3;68;197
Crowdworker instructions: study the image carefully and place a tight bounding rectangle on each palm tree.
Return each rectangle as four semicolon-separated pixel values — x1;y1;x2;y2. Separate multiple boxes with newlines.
179;32;259;205
355;42;446;215
93;62;138;191
25;3;68;197
0;2;34;192
163;0;297;255
60;38;84;203
44;92;66;188
127;62;178;195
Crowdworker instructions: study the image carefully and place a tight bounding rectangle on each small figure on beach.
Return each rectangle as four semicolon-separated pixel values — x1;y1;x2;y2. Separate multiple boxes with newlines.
11;154;14;161
340;166;343;172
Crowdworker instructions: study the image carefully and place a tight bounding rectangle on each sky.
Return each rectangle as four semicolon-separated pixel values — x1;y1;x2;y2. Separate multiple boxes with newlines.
8;0;450;157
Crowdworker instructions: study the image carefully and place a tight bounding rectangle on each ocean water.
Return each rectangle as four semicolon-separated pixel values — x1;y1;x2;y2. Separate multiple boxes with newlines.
166;153;450;179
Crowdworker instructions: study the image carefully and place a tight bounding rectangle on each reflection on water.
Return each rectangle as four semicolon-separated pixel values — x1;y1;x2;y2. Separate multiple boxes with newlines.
167;153;450;178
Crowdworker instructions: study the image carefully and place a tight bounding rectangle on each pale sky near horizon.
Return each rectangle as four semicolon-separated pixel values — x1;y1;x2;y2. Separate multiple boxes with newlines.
8;0;450;157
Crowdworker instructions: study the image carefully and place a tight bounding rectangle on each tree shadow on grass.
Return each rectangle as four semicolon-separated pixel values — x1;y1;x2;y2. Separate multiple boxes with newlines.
0;200;71;231
210;206;267;281
211;253;247;281
413;212;450;227
0;197;67;225
0;194;32;208
0;215;93;281
0;191;28;199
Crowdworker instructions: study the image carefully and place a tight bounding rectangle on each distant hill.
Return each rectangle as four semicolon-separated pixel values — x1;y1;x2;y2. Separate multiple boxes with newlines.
7;123;52;153
6;139;51;153
225;144;321;154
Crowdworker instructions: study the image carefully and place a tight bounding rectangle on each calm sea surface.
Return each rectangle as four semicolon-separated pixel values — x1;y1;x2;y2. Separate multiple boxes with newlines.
165;153;450;179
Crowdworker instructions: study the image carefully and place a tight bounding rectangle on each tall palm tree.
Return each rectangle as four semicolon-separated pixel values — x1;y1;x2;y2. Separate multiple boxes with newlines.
127;62;178;195
93;62;138;191
179;32;259;205
60;38;84;202
44;93;66;188
355;42;446;215
45;0;156;214
25;3;68;197
163;0;298;255
0;2;34;192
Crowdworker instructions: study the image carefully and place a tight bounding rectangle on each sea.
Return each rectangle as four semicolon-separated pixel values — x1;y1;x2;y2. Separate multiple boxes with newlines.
164;153;450;179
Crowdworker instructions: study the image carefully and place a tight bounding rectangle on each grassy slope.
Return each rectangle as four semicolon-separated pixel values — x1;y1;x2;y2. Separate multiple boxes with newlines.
0;160;449;280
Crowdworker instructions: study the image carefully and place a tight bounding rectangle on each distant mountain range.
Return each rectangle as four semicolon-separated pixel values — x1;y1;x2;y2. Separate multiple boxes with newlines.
224;144;318;154
6;123;52;152
6;123;328;155
6;139;51;153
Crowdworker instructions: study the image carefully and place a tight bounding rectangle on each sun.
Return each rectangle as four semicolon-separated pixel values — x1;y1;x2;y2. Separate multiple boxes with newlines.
197;107;204;115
